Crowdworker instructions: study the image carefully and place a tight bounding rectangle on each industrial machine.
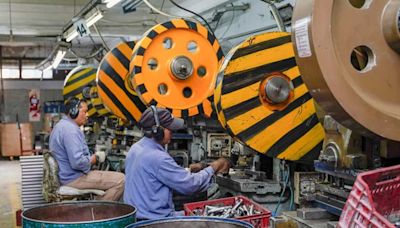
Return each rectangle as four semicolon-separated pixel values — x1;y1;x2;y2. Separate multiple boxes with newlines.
59;0;400;226
289;0;400;223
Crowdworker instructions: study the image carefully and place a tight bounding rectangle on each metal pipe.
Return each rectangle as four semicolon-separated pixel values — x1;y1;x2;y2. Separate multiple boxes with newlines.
222;21;290;41
0;46;4;122
61;0;102;34
260;0;286;32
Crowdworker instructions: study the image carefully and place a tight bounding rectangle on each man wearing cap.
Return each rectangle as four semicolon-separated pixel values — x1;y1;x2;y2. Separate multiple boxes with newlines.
123;106;230;220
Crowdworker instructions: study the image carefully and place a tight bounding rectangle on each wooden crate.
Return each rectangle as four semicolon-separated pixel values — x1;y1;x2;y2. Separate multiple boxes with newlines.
1;123;33;157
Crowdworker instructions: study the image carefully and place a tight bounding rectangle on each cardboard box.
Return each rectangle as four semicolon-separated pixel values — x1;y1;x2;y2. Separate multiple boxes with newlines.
1;123;33;157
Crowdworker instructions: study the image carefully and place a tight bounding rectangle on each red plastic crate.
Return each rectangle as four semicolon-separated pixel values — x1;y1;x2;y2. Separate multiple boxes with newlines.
183;195;271;228
338;164;400;228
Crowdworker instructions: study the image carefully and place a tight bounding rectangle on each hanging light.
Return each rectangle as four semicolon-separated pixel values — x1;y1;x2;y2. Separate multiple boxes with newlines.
105;0;122;8
63;9;103;42
52;50;66;69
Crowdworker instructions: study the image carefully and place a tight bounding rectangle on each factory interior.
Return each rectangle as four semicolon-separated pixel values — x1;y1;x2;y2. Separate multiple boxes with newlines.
0;0;399;227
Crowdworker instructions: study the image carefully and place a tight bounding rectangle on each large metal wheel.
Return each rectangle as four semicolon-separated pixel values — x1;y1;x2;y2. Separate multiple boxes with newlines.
89;86;112;117
129;19;224;118
63;66;98;118
96;41;147;124
292;0;400;141
214;32;324;162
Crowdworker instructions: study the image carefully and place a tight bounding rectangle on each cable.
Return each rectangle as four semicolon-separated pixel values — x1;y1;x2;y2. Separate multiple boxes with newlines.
142;0;180;18
154;0;167;23
273;163;290;216
8;0;12;38
260;0;286;32
92;24;110;52
168;0;216;38
68;47;104;59
219;3;236;40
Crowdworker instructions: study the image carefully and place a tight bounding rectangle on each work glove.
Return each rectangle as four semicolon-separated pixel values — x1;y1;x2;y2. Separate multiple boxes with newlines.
95;151;106;163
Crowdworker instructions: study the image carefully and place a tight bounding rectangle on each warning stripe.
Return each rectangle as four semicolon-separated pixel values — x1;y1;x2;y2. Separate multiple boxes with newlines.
63;66;98;118
214;32;324;162
96;41;147;124
129;18;224;118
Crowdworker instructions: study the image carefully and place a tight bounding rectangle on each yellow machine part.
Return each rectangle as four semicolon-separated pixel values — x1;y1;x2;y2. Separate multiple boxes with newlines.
89;86;113;117
129;18;224;118
63;66;98;118
214;32;325;163
96;41;147;124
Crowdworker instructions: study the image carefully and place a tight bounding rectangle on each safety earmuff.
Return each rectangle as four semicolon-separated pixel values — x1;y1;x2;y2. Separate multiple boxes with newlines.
150;105;164;141
66;97;81;119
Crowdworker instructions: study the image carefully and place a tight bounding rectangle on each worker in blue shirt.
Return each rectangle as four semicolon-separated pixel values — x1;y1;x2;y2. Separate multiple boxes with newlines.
124;106;230;220
49;97;125;201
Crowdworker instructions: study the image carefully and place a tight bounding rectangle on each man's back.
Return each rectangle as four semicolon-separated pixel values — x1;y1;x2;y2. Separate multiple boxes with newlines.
49;116;91;185
124;137;174;219
124;137;215;220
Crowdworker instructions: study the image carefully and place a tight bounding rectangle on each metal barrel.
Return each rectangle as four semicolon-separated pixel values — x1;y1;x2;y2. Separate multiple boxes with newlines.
126;216;253;228
22;201;136;228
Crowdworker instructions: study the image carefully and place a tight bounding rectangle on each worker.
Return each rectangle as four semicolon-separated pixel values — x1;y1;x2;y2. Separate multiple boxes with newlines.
49;97;125;201
124;106;231;220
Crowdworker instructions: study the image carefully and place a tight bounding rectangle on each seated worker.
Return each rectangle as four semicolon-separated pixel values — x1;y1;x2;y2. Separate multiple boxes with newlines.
49;97;124;201
124;106;230;220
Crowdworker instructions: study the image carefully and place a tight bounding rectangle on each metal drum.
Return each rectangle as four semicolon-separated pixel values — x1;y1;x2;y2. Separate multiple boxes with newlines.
126;217;253;228
22;201;136;228
292;0;400;140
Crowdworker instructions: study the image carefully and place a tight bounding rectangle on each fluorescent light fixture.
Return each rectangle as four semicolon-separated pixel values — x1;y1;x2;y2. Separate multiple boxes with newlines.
66;30;78;42
105;0;122;8
63;9;103;42
52;50;66;69
86;10;103;27
43;65;53;72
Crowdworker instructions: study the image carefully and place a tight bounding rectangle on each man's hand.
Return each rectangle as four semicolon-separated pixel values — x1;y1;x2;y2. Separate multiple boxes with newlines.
189;162;207;173
95;151;106;163
90;154;97;165
210;158;231;174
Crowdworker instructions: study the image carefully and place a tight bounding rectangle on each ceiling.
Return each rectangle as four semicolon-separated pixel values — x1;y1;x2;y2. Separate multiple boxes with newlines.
0;0;236;67
0;0;232;46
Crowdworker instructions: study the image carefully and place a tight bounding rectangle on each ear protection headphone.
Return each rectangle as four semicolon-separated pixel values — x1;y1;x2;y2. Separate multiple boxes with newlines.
150;105;164;141
66;97;81;119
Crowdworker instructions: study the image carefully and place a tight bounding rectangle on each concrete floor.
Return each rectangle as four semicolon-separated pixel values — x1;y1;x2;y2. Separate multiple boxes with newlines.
0;158;22;228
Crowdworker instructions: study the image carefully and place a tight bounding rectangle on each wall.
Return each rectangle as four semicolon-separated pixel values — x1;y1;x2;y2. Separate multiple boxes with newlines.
2;80;64;135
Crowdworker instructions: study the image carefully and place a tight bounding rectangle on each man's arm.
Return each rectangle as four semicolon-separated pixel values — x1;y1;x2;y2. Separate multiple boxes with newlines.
157;157;231;195
156;156;215;195
63;131;91;173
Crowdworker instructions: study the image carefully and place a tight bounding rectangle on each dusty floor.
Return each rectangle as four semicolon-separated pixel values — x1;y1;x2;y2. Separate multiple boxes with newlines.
0;159;22;228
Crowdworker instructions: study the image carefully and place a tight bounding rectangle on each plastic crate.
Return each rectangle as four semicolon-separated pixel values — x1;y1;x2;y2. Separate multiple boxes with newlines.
338;164;400;228
183;195;271;228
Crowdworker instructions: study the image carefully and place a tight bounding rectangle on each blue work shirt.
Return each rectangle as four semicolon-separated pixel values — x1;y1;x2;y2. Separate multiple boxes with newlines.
49;115;91;185
124;137;215;219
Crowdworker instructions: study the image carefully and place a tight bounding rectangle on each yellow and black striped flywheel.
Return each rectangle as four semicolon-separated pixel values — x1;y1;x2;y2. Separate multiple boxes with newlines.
96;41;147;124
89;86;113;117
129;18;224;118
63;66;98;118
214;32;325;163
